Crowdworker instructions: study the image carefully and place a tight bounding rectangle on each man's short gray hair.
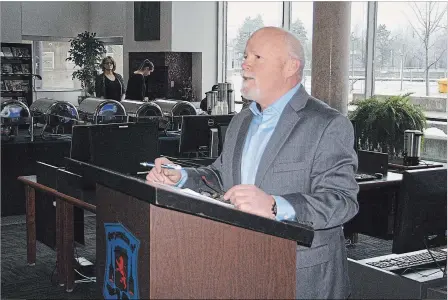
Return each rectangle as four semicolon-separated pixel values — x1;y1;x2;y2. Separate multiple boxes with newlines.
284;31;306;80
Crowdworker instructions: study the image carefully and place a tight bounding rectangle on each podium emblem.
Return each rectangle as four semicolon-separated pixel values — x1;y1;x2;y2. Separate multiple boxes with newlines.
103;223;140;299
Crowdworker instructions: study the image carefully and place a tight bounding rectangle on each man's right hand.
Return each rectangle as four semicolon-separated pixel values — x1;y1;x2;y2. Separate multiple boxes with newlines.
146;157;182;185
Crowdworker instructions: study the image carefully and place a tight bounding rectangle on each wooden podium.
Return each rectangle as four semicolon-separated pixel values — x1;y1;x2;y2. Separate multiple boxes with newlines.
67;158;314;299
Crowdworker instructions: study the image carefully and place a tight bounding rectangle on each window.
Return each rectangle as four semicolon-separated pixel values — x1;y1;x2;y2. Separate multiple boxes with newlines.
291;2;314;93
34;42;124;90
349;2;368;104
37;41;81;90
225;1;283;111
374;2;447;98
220;1;446;161
374;2;447;162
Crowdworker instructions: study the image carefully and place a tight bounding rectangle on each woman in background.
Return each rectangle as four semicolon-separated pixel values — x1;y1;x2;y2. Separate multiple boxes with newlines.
95;56;126;101
125;59;154;101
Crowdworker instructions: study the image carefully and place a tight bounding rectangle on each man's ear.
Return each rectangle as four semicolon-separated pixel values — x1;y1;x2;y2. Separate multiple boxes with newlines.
284;58;300;78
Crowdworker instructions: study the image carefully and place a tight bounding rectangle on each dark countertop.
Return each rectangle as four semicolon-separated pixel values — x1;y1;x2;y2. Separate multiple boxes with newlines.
1;134;72;145
388;159;446;172
358;172;403;191
3;129;179;145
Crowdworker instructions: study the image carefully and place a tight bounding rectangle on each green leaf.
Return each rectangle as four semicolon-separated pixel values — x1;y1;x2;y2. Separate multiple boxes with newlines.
350;94;426;157
66;31;106;94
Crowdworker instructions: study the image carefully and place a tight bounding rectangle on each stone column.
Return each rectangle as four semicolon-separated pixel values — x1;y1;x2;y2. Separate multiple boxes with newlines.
311;2;351;115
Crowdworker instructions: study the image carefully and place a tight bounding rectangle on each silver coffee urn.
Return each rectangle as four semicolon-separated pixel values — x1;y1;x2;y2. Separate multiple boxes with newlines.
403;129;423;166
208;82;235;115
225;82;235;114
216;83;228;114
205;91;217;115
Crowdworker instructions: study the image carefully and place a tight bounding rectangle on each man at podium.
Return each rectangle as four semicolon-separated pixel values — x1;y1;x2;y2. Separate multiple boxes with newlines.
147;27;359;299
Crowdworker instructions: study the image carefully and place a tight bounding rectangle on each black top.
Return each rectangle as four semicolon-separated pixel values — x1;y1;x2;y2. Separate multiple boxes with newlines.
95;73;125;100
125;73;148;101
104;76;122;102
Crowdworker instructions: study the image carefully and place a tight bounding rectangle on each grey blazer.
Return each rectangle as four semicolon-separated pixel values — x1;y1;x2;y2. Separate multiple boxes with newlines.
183;86;359;299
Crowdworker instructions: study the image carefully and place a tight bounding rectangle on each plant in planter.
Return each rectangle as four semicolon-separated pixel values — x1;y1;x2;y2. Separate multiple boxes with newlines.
66;31;106;99
349;93;426;157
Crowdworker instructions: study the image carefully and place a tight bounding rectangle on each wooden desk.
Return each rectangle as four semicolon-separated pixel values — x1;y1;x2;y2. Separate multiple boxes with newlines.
18;175;95;292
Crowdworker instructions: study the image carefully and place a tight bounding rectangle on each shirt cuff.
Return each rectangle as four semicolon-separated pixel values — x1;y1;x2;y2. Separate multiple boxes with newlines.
175;169;189;188
273;196;296;221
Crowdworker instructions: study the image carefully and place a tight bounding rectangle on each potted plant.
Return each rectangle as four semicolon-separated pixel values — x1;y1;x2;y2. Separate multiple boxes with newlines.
349;93;426;158
66;31;106;102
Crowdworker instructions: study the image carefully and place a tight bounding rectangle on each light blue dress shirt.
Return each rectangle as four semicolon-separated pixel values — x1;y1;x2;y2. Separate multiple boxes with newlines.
177;84;301;221
239;84;300;221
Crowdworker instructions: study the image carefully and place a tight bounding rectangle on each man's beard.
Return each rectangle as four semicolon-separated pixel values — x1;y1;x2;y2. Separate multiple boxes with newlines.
241;78;261;101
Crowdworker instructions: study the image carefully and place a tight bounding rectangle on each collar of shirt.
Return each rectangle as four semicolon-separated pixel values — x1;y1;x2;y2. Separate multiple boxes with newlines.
249;83;302;118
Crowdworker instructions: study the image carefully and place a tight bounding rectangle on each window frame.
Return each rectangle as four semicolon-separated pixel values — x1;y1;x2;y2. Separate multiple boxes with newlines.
220;1;373;96
222;1;287;83
220;1;446;117
30;38;124;91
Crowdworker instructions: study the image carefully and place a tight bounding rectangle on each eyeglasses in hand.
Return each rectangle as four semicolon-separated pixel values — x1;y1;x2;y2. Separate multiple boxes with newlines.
200;176;230;204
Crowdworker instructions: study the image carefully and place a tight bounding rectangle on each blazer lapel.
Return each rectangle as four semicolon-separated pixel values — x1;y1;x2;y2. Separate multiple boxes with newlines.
232;111;253;185
254;107;300;186
254;86;310;186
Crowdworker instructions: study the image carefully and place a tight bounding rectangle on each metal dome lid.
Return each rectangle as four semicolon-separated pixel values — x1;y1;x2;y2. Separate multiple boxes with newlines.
171;100;197;116
78;98;126;116
121;100;163;117
29;98;79;123
153;99;197;117
78;97;127;124
0;99;31;121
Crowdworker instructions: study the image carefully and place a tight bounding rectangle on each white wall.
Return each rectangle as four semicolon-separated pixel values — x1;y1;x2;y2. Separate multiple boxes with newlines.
171;1;218;98
21;2;89;38
2;1;126;40
1;2;22;43
2;1;219;99
123;0;219;95
89;1;125;38
123;1;173;81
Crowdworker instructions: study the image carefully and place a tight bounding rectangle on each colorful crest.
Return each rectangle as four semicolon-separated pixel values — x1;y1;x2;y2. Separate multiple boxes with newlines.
103;223;140;299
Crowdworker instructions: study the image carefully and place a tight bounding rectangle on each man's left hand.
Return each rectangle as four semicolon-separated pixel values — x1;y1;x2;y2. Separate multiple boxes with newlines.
223;184;275;219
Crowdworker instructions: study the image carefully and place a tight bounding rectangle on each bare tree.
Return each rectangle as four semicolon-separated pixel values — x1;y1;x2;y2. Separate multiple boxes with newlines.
376;24;392;69
407;1;447;95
